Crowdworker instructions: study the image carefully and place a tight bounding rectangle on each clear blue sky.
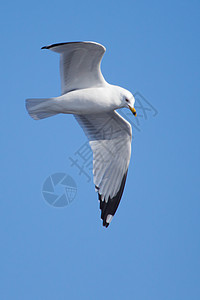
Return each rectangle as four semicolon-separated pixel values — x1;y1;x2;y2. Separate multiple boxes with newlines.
1;0;200;299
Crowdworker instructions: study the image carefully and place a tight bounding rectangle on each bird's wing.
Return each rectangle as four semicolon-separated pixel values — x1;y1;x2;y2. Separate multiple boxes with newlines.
74;111;132;227
42;41;107;94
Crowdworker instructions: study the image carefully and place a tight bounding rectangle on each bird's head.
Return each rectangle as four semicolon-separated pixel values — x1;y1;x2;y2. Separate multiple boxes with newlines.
122;89;137;116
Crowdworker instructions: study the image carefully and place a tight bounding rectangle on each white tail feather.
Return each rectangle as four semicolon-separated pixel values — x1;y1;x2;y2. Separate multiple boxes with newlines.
26;98;58;120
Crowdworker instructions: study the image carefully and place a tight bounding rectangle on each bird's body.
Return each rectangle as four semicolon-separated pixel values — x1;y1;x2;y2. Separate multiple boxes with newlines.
26;41;137;227
28;85;132;116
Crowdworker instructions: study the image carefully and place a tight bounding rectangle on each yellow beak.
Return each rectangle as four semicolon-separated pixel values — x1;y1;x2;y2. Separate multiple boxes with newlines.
129;105;137;116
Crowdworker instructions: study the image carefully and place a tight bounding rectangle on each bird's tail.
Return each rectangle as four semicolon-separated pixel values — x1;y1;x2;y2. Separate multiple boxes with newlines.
26;98;59;120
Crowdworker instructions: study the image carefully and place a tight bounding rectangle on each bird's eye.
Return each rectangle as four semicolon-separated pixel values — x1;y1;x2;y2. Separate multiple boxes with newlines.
125;98;129;103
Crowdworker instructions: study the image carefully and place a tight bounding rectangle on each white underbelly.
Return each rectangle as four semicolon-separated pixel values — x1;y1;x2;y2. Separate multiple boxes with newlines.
54;87;118;115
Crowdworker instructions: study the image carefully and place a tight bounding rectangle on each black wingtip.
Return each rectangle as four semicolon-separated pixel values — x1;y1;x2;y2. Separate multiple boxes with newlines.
103;221;109;228
98;170;128;228
40;42;82;51
40;41;104;51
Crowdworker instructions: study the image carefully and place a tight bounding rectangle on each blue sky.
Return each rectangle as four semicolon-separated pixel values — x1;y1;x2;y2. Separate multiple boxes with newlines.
1;0;200;299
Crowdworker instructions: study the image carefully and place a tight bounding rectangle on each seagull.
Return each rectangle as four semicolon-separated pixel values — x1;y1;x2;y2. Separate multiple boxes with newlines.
26;41;137;227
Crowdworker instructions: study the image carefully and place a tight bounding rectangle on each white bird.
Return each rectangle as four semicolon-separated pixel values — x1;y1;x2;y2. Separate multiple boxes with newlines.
26;41;137;227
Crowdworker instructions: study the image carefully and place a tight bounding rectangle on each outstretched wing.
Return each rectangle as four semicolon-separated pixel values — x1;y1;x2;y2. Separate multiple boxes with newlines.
74;111;132;227
42;41;107;94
